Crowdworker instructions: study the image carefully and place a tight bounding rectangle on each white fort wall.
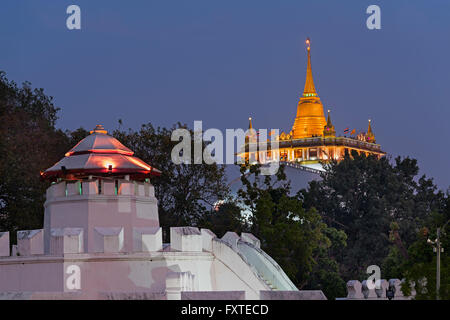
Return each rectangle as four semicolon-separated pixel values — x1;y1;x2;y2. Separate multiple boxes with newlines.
43;179;159;254
0;178;323;300
0;226;308;299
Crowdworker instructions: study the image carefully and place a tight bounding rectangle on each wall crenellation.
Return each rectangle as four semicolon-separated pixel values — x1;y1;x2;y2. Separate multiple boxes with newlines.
46;179;156;199
342;279;415;300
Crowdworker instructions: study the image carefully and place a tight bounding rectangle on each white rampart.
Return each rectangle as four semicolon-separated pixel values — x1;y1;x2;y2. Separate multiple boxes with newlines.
43;179;159;254
260;290;327;300
221;231;241;250
0;232;9;257
17;229;44;256
238;241;298;291
0;177;323;300
211;237;269;299
170;227;202;252
94;227;124;253
166;271;196;300
339;279;414;300
50;228;83;254
241;232;260;248
181;291;246;300
200;228;217;252
133;227;162;252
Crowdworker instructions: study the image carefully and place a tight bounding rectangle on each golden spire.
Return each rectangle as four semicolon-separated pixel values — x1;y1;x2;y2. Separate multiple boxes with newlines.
326;109;332;127
291;37;327;139
367;119;376;143
323;109;336;137
303;37;317;97
246;117;256;144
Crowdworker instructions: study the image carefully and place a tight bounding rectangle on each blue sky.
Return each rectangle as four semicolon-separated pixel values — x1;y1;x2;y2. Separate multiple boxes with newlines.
1;0;449;189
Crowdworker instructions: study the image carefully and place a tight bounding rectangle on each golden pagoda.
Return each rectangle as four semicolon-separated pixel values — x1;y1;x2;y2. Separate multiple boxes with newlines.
292;38;327;139
239;38;385;172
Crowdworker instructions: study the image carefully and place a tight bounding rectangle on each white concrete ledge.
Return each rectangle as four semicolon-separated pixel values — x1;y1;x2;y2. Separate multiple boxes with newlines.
17;229;44;256
118;181;134;195
0;232;9;257
166;271;196;300
376;279;389;298
201;229;216;252
94;227;124;253
362;280;377;299
102;181;115;195
133;227;162;252
260;290;327;300
343;279;411;300
241;233;260;248
346;280;363;299
221;232;240;250
50;228;84;254
66;181;81;196
170;227;202;252
82;180;98;195
181;291;245;300
99;292;166;300
389;279;404;297
46;182;66;199
0;292;83;300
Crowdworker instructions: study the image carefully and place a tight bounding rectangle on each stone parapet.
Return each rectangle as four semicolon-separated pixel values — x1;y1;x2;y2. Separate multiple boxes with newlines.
260;290;327;300
17;229;44;256
200;229;217;252
94;227;124;253
0;232;9;257
241;233;260;248
341;279;412;300
170;227;202;252
50;228;84;254
166;271;196;300
181;291;245;300
133;227;162;252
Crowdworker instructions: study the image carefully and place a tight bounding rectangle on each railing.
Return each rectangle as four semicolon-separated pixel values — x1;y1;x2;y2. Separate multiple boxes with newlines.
279;161;323;174
240;136;384;154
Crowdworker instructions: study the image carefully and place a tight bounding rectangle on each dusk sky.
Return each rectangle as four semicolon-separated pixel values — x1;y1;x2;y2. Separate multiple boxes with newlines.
1;0;449;189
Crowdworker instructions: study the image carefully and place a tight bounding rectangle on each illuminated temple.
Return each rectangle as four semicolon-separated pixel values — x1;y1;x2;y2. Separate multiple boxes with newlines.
238;39;385;172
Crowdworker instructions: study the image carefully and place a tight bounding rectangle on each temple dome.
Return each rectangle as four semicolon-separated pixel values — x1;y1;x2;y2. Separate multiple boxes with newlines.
42;125;160;180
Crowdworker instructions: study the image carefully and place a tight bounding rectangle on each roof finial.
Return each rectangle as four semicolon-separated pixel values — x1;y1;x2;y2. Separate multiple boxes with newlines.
90;124;108;135
303;37;317;97
248;117;253;130
323;109;336;137
367;119;376;143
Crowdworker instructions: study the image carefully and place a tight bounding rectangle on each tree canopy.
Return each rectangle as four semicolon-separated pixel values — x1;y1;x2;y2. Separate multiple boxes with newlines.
300;151;449;298
0;72;69;242
233;164;347;299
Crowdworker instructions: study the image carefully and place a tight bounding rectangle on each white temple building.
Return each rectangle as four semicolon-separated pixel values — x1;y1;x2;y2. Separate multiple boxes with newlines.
0;125;326;300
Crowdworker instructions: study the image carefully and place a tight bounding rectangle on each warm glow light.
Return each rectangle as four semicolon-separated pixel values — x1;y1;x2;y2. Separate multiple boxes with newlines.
65;149;134;157
127;157;152;171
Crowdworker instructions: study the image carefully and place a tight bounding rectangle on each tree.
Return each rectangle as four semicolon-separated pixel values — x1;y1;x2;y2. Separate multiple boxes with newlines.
237;163;346;299
0;72;69;242
387;195;450;299
300;152;446;281
199;201;249;238
304;226;348;300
